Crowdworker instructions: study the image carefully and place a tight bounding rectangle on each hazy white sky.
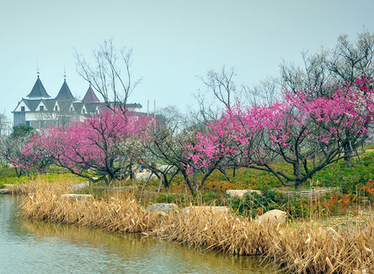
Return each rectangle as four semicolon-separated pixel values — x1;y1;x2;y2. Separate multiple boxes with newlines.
1;0;374;123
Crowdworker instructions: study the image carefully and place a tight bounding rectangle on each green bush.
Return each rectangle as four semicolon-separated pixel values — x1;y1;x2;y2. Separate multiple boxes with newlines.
0;167;18;178
315;152;374;194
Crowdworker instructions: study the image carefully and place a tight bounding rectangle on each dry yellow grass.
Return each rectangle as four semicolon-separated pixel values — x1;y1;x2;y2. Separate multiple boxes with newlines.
20;182;158;233
17;182;374;273
154;208;374;273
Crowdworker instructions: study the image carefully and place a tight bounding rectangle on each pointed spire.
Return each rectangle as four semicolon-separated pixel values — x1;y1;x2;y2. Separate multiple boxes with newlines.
27;75;50;99
82;85;100;103
64;66;66;81
56;78;75;101
37;61;40;78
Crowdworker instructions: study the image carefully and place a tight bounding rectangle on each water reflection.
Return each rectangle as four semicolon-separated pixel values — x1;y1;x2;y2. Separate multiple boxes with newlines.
1;195;281;274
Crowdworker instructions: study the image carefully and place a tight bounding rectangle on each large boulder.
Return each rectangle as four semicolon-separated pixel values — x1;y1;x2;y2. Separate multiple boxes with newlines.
255;209;287;225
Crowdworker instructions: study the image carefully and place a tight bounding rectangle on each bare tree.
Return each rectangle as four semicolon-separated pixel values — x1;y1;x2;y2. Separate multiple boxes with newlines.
328;30;374;85
245;75;281;106
199;66;238;108
191;92;222;124
75;39;142;111
192;66;242;125
280;48;331;97
280;30;374;97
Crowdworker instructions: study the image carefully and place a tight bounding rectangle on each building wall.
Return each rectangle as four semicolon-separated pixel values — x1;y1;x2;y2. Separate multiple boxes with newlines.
13;112;25;126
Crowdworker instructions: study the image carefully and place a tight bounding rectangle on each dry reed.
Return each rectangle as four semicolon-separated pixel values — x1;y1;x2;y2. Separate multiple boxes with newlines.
20;182;158;233
17;182;374;273
154;207;374;273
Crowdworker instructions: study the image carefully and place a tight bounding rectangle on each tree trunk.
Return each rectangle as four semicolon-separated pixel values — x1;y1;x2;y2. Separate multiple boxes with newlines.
343;142;353;162
193;168;197;192
295;181;303;190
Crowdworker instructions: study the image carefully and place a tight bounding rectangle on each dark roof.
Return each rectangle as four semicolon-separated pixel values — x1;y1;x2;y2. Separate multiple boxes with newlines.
23;99;42;112
58;101;73;112
73;102;83;114
85;102;101;114
55;79;75;101
82;85;100;103
26;76;51;98
43;99;56;111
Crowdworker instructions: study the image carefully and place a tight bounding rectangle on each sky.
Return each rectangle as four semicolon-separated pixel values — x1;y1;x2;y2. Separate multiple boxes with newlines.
1;0;374;125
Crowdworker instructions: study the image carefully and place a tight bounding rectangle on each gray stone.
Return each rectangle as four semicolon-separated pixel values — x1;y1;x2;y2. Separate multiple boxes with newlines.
148;203;179;213
72;183;89;192
255;209;287;225
226;189;262;198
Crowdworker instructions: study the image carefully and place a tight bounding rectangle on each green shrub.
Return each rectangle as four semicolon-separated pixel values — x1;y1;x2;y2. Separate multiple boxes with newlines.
315;152;374;194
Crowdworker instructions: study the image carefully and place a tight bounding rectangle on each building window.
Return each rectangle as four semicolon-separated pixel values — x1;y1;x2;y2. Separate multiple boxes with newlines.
21;106;25;112
55;106;58;111
40;106;44;111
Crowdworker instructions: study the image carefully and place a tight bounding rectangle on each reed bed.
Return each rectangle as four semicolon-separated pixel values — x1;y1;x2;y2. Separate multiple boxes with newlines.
17;182;374;273
20;182;158;233
154;208;374;273
9;180;73;195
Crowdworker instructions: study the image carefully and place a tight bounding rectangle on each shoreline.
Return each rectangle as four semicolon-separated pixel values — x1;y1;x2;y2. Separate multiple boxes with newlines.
10;182;374;273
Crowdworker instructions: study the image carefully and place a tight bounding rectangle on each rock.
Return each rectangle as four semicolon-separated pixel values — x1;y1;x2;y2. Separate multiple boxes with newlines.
60;194;93;201
0;189;10;194
226;189;262;198
148;203;179;214
72;183;89;192
255;209;287;225
135;172;156;181
183;206;230;214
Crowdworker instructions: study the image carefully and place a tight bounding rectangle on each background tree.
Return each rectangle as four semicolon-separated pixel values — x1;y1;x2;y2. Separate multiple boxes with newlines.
244;75;281;106
193;66;242;124
75;39;142;111
279;30;374;96
276;30;374;161
188;76;374;189
10;124;35;139
0;124;38;177
139;106;197;194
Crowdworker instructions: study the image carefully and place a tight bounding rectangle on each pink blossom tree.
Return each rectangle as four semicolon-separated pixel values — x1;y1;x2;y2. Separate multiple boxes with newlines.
188;76;374;189
30;109;152;185
11;134;53;179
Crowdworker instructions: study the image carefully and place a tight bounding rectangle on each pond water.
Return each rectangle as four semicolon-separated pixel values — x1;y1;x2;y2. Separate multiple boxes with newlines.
0;195;280;274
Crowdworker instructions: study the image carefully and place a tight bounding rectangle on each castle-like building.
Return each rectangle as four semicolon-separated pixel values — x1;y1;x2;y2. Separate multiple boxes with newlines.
12;73;142;128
